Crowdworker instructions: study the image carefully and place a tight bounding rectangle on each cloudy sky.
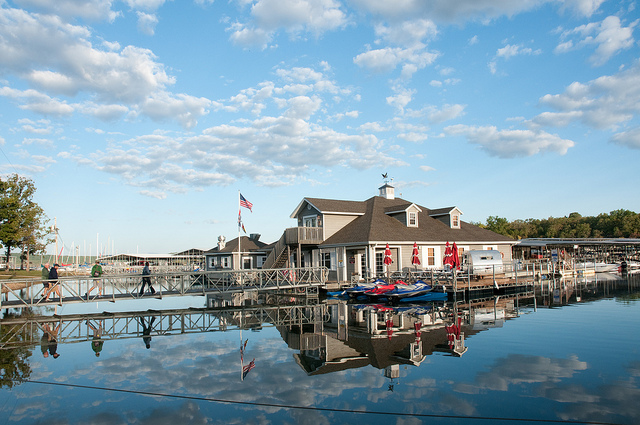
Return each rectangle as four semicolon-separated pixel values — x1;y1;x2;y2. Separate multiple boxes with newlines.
0;0;638;255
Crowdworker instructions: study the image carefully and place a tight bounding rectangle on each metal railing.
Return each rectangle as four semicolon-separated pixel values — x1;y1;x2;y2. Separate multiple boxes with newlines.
0;301;328;349
0;267;328;310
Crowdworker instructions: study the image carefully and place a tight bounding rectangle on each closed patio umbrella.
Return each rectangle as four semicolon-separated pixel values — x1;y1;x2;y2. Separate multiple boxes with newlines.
384;243;392;281
411;242;420;270
452;242;460;270
443;241;454;269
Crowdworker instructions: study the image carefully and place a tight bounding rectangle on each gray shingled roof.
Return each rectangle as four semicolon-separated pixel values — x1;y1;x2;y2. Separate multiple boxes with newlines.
302;198;367;214
321;196;514;245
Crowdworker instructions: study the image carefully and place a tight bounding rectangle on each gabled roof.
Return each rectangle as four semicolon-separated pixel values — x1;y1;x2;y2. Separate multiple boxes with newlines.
320;196;514;245
428;206;463;216
290;197;366;218
205;236;269;254
384;202;422;215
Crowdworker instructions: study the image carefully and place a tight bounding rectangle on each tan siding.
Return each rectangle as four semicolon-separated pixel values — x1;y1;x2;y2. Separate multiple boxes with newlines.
323;214;359;239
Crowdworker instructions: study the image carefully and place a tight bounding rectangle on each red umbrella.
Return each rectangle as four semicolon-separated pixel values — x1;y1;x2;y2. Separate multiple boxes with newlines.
443;241;454;269
384;244;393;265
452;242;460;270
411;242;420;268
383;243;393;281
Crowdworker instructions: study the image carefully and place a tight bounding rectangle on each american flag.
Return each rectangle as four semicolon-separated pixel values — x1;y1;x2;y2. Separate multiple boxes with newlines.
242;358;255;380
239;193;253;212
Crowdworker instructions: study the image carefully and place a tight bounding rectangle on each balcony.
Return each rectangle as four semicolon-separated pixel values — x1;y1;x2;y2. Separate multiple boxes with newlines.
285;227;324;244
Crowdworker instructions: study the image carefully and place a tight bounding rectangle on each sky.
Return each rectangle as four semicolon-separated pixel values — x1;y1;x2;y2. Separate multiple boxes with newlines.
0;0;639;256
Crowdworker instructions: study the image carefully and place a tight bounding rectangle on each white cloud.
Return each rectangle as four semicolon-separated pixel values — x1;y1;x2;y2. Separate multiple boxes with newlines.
611;127;640;149
13;0;119;22
347;0;549;24
354;45;439;77
67;64;409;194
373;19;438;47
419;165;435;172
561;0;606;18
537;60;640;130
555;15;637;66
386;86;415;113
227;0;347;48
427;103;465;124
0;6;215;128
444;124;575;158
136;11;159;35
496;43;537;59
0;86;75;116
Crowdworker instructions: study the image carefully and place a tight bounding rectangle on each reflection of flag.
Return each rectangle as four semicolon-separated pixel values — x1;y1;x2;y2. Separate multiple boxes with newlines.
242;358;255;380
240;339;248;361
240;193;253;212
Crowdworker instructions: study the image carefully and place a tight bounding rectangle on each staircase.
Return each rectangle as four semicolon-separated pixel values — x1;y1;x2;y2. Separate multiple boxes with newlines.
262;227;323;269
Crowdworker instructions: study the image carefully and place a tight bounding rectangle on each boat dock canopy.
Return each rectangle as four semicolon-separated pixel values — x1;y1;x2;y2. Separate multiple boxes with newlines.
516;238;640;247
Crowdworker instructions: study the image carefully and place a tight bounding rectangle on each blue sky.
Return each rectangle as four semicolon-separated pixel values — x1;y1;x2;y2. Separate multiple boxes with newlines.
0;0;639;256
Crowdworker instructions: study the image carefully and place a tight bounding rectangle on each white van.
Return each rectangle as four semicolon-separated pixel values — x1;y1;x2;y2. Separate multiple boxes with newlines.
462;250;504;278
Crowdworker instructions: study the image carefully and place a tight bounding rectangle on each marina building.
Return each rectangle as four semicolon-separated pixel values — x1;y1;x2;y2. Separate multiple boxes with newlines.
263;183;516;282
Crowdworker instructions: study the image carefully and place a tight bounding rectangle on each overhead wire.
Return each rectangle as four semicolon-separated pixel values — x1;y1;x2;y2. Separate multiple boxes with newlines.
21;379;624;425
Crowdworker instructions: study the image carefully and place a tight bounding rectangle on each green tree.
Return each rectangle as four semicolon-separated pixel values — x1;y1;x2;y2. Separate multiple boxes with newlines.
0;174;51;269
0;311;35;388
485;216;514;237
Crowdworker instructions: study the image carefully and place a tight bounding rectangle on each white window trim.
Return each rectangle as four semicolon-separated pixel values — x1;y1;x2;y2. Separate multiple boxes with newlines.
407;211;418;227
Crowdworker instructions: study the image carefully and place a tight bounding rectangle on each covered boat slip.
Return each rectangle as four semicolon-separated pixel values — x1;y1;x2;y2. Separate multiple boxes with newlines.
514;238;640;264
0;267;327;310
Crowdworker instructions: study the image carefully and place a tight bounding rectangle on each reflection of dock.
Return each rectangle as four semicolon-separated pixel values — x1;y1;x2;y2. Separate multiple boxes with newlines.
0;296;326;349
0;267;326;310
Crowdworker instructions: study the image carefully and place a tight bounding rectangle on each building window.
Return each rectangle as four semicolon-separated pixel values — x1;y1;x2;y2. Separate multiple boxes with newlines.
457;247;464;266
408;212;418;227
375;252;384;275
427;248;435;266
221;257;230;268
322;252;331;269
303;216;317;227
452;214;459;227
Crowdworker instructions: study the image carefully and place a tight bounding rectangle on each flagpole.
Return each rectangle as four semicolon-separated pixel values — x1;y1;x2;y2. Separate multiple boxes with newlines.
238;190;241;272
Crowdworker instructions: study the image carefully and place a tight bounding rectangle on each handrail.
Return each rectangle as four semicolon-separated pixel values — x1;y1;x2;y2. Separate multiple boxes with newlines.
0;267;328;310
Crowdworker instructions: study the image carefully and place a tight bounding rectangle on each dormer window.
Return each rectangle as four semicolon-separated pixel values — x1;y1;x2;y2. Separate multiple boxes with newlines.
452;214;459;228
408;211;418;227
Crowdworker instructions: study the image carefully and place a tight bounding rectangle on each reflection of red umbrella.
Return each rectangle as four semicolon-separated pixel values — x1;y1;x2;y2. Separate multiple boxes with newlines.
443;241;454;268
411;242;420;269
452;242;460;270
386;318;393;339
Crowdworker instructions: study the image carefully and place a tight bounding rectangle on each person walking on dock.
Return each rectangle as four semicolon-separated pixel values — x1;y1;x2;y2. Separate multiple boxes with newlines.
140;316;155;349
87;260;104;297
87;320;104;357
139;261;155;296
45;264;62;301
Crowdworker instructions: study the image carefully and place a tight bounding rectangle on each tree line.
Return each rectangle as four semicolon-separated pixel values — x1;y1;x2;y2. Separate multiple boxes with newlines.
476;210;640;240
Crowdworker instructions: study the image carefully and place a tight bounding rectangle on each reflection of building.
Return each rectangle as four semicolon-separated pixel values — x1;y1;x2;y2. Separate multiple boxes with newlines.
284;302;466;376
280;295;534;377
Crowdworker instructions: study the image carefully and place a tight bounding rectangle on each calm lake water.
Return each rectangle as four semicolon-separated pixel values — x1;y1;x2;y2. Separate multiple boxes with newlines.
1;274;639;425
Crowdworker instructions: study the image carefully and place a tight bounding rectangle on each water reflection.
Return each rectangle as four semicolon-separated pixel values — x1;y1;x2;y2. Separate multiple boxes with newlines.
0;274;639;424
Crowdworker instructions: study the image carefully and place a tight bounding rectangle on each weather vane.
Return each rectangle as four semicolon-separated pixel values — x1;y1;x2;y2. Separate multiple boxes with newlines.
382;172;391;184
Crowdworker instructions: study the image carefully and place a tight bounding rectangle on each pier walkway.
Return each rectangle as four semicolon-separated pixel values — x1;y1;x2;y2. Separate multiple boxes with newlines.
0;267;327;310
